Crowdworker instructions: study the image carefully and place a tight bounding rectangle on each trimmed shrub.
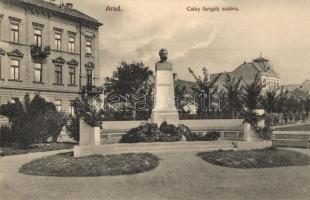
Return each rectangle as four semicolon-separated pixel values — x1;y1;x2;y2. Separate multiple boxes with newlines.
120;123;160;143
205;131;221;141
179;124;206;141
256;126;273;140
158;122;182;142
176;124;192;139
184;131;205;141
0;125;14;147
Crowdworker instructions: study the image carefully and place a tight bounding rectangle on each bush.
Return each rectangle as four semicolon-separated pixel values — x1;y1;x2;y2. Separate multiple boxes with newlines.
205;131;221;141
66;116;80;142
158;122;182;142
178;124;220;141
176;124;192;139
0;94;67;148
256;126;273;140
0;125;14;147
178;124;210;141
120;122;190;143
70;98;102;128
46;111;67;142
120;123;160;143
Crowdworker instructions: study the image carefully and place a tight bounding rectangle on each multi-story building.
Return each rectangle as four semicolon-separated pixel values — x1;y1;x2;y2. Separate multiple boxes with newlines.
211;55;281;93
0;0;102;113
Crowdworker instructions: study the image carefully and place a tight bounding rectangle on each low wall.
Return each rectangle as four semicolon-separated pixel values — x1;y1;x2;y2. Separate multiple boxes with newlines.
74;141;234;157
180;119;244;131
272;131;310;148
101;119;247;144
75;119;260;157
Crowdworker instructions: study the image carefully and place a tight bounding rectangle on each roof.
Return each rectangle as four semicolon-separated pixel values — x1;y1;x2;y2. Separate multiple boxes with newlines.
5;0;102;26
290;88;309;99
233;60;280;78
210;72;247;88
253;56;269;63
281;84;300;92
301;79;310;89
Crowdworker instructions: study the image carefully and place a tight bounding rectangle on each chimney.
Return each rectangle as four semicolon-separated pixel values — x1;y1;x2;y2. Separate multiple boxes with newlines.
66;3;73;9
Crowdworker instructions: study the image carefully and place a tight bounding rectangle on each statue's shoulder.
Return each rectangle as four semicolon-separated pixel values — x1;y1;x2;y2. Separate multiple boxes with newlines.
165;61;172;66
155;61;172;71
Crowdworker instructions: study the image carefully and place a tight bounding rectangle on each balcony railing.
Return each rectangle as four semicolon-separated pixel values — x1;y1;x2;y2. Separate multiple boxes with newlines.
30;45;51;60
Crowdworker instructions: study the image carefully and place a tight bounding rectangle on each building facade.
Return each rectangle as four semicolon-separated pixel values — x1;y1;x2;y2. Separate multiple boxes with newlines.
0;0;102;113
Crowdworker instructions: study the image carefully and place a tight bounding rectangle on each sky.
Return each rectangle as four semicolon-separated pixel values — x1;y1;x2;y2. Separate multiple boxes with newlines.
68;0;310;85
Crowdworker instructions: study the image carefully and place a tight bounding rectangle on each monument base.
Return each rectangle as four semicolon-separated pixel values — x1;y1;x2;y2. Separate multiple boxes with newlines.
151;110;179;125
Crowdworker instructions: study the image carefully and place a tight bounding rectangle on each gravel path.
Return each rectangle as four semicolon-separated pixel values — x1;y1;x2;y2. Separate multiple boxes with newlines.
0;144;310;200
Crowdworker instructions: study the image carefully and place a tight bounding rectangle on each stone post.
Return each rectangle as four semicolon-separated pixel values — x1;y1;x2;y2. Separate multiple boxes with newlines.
79;118;101;146
243;122;261;142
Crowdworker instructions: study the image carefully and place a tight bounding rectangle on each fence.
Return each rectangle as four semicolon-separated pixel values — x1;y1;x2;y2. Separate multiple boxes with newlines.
272;131;310;149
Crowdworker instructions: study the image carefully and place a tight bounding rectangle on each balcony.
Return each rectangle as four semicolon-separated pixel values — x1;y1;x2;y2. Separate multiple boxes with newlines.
81;84;103;97
30;45;51;60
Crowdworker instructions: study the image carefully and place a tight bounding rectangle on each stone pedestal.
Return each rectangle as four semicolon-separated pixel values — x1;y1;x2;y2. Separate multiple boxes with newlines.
79;119;101;146
243;122;262;142
151;66;179;125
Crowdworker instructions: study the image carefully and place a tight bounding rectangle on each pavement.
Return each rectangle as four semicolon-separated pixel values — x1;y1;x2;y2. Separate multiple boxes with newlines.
0;142;310;200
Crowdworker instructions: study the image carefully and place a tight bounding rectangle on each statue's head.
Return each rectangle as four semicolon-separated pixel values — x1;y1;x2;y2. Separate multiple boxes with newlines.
159;48;168;62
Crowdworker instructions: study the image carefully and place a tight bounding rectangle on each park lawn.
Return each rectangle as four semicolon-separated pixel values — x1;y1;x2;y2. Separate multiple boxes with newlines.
0;142;76;157
19;152;160;177
273;123;310;131
197;147;310;168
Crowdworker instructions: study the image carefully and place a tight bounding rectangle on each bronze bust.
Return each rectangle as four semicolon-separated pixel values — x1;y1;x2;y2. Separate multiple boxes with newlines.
155;48;172;71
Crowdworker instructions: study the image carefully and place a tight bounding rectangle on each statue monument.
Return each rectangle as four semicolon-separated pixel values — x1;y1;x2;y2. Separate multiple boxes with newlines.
151;48;179;125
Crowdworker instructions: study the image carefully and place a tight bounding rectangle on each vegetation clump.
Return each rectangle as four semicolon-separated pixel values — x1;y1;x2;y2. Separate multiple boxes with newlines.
19;152;160;177
0;94;67;148
198;147;310;168
120;122;192;143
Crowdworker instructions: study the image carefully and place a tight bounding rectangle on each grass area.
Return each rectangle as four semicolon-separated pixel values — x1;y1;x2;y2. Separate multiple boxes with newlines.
197;147;310;168
273;123;310;131
19;152;160;177
0;142;76;157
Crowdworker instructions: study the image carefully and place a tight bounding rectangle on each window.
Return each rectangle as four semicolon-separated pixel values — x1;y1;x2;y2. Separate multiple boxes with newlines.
69;100;75;116
55;65;62;84
69;67;75;85
10;59;19;80
0;57;2;79
10;23;19;43
86;40;92;55
69;36;75;53
55;100;62;112
86;68;93;86
34;29;42;47
55;33;61;50
11;97;19;103
34;63;42;82
0;15;3;40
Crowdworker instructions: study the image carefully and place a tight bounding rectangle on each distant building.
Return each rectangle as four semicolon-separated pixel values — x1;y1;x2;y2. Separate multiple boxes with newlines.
175;55;281;94
282;80;310;99
0;0;103;113
211;55;281;92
